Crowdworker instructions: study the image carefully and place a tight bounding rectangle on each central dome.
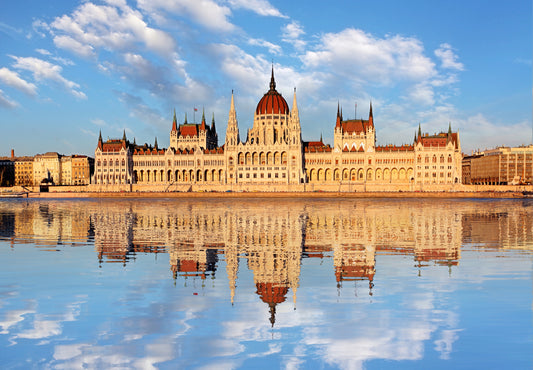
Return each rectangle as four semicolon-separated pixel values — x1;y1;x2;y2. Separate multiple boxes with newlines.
255;67;289;115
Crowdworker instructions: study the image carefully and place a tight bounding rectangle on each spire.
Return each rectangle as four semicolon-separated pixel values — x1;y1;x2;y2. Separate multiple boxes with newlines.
184;113;188;124
226;89;240;146
211;112;216;132
368;101;373;127
269;64;276;91
448;122;452;135
320;132;323;143
172;109;177;131
122;129;127;142
291;87;299;115
98;130;103;149
336;102;341;129
200;107;206;131
154;137;158;150
230;90;235;114
417;123;422;143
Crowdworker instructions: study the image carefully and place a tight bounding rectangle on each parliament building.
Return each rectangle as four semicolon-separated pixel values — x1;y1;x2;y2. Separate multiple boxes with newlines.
91;68;462;192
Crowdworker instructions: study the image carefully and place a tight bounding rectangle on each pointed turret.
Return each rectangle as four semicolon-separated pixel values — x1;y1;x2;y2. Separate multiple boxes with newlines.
154;137;158;150
291;87;299;117
122;129;127;142
184;113;188;124
418;123;422;142
211;113;216;133
171;109;178;131
98;130;103;150
269;64;276;91
368;101;374;127
447;122;453;143
226;90;240;146
200;107;206;131
335;102;341;129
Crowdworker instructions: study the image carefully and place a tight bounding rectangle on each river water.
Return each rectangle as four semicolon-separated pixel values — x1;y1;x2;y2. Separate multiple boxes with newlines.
0;197;531;369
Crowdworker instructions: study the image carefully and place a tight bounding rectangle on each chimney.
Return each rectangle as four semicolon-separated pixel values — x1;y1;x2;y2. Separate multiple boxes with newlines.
11;149;14;159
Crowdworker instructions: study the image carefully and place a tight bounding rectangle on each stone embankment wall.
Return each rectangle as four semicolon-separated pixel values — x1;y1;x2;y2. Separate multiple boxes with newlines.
3;183;532;199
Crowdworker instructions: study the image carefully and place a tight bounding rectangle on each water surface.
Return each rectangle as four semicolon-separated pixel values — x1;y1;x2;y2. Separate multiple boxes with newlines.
0;198;532;369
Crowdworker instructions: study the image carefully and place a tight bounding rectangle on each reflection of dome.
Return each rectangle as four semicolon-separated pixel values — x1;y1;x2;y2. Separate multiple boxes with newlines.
255;67;289;115
256;282;289;305
256;282;289;327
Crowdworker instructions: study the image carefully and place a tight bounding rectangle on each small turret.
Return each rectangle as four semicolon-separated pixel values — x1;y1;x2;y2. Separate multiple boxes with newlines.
98;130;103;150
171;109;178;131
335;102;341;129
200;108;206;131
211;113;216;133
368;101;373;127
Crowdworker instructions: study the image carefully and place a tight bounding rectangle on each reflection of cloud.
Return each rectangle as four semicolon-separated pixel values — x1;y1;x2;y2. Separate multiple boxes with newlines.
434;329;461;360
4;297;85;345
0;309;35;335
17;319;62;339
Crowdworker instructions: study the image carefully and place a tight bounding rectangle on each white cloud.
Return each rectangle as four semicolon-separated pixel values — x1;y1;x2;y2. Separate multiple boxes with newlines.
138;0;235;33
228;0;287;18
50;1;176;58
31;19;49;38
91;118;107;127
303;28;436;85
53;35;95;58
407;82;435;106
435;43;464;71
248;38;282;55
0;67;37;96
212;43;270;95
35;48;51;56
0;89;19;109
10;56;86;99
457;113;532;153
117;91;168;129
282;21;306;51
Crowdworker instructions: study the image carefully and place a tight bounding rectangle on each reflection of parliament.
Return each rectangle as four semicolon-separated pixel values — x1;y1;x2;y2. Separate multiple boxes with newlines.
3;199;532;325
92;68;462;191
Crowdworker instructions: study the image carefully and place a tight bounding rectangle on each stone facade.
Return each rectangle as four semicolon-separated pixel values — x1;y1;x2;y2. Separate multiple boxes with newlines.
14;157;33;186
463;145;533;185
33;152;61;185
91;69;462;191
92;131;134;185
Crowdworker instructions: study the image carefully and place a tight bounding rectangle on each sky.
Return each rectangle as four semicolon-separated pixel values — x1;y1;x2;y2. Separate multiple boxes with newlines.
0;0;531;157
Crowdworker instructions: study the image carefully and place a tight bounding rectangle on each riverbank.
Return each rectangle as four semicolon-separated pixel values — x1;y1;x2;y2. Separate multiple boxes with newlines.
20;190;530;199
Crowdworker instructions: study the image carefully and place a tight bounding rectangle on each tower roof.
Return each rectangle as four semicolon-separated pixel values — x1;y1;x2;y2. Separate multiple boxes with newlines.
255;66;289;115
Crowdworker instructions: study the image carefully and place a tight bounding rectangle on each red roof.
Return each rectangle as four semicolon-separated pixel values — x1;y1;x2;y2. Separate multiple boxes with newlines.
375;144;414;152
418;132;458;149
341;119;367;134
180;124;198;137
101;140;126;152
256;90;289;115
255;69;289;115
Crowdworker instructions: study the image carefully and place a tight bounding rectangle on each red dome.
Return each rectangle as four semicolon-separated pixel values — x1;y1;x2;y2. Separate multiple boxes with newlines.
255;68;289;115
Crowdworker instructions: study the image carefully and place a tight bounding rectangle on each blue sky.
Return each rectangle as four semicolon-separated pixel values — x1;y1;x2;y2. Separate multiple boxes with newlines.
0;0;531;156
